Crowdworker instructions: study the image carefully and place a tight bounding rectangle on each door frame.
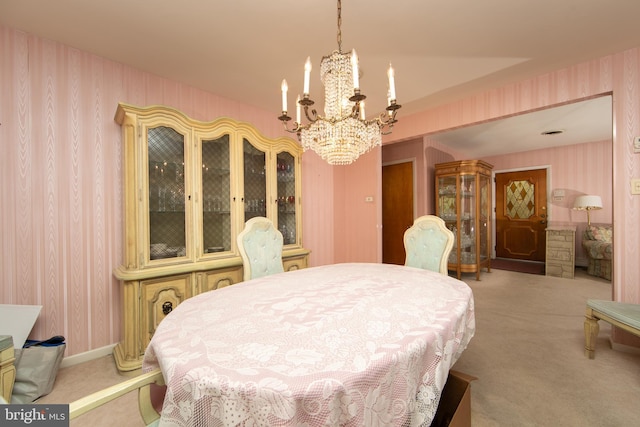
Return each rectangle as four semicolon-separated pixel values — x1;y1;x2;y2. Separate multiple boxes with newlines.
491;165;552;259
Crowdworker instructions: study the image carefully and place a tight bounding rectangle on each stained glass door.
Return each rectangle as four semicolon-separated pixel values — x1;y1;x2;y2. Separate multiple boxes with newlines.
495;169;548;261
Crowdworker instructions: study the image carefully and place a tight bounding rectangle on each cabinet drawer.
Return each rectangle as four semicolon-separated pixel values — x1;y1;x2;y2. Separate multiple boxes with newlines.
200;267;243;292
283;254;308;272
141;274;192;347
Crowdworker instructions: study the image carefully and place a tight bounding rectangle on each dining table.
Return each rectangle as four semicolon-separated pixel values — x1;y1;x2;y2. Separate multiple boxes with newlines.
143;262;475;426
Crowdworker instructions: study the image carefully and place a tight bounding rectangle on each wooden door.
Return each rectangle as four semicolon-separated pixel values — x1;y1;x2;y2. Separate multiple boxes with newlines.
382;162;414;265
495;169;547;261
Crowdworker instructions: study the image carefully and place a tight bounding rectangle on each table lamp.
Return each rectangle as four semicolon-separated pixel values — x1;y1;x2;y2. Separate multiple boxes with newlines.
573;195;602;225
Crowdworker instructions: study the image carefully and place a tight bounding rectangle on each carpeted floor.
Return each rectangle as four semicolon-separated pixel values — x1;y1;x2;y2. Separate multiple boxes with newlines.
37;267;640;426
453;267;640;426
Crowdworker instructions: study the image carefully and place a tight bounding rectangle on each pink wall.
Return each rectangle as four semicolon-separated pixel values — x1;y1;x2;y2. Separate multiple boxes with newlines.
2;21;640;355
382;135;613;265
333;149;381;263
366;50;640;347
0;25;331;356
484;139;613;225
483;139;613;265
382;139;460;217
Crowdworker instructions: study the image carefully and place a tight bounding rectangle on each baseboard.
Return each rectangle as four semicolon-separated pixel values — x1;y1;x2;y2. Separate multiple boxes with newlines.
609;338;640;356
59;343;115;369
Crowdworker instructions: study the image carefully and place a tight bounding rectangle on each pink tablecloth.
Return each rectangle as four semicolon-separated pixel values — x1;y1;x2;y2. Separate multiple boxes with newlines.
143;263;475;426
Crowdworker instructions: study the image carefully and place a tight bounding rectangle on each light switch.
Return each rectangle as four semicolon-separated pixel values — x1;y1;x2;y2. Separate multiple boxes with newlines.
631;178;640;195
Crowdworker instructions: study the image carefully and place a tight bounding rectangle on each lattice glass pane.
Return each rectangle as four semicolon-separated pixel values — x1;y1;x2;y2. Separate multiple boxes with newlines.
506;180;535;219
277;152;296;244
148;126;186;260
243;139;266;222
202;134;231;254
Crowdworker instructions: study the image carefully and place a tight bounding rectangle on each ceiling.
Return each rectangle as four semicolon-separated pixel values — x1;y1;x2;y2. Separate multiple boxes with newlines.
427;95;613;158
0;1;632;155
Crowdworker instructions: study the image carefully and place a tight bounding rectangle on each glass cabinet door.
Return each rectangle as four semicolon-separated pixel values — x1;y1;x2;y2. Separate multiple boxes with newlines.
147;126;186;261
201;134;231;255
460;174;476;265
438;175;457;222
243;138;266;221
479;174;490;263
437;175;457;262
276;152;296;245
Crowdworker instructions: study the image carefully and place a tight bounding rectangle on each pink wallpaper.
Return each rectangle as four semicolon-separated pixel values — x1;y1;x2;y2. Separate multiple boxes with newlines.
2;21;639;356
0;25;330;356
373;50;640;347
483;139;613;265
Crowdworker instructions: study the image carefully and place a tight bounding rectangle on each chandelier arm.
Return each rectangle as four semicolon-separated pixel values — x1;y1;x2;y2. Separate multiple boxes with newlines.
278;114;302;135
303;105;318;123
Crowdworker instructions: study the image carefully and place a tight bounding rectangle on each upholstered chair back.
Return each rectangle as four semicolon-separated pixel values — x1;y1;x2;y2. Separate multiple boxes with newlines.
237;217;285;281
403;215;454;275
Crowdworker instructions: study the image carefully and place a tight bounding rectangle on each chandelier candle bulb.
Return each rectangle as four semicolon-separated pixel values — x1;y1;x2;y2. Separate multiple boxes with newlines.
388;65;396;101
351;49;359;90
303;57;312;95
281;79;288;113
360;101;365;120
296;95;301;124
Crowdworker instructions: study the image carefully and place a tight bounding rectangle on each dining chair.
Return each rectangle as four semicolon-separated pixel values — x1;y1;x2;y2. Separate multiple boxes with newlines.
403;215;454;275
237;216;284;281
69;369;165;425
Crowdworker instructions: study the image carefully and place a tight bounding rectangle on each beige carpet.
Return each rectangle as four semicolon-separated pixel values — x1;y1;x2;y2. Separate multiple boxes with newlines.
37;267;640;426
453;267;640;426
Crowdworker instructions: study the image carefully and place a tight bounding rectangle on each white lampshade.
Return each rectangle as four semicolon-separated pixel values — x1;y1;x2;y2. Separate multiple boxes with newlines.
573;195;603;210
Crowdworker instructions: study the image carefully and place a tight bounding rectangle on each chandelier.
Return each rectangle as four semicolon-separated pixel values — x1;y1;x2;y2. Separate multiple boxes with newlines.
278;0;401;165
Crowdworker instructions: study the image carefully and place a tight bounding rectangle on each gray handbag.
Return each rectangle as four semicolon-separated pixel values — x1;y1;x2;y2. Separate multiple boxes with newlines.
11;336;65;404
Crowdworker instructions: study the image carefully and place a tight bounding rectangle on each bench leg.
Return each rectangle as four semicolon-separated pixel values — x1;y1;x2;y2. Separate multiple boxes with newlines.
584;308;600;359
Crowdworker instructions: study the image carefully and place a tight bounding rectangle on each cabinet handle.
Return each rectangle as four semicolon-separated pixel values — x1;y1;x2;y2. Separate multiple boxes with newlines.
162;301;173;315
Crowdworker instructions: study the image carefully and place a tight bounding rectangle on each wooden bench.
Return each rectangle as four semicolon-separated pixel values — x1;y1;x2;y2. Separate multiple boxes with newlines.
584;299;640;359
69;368;164;425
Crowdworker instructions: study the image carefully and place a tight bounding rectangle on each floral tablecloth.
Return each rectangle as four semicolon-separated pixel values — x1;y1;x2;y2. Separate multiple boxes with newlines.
143;263;475;426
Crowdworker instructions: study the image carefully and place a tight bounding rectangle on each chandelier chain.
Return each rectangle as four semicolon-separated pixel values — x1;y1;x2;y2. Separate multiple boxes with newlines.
337;0;342;52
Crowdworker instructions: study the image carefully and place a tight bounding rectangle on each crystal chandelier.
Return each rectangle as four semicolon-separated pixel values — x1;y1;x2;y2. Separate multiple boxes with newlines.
278;0;401;165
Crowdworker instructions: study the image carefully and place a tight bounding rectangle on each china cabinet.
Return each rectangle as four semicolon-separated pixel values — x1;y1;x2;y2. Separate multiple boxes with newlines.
435;160;493;280
112;104;309;371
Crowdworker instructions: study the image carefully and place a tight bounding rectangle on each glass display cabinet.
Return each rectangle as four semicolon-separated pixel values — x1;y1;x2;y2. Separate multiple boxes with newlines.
435;160;493;280
113;104;309;371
